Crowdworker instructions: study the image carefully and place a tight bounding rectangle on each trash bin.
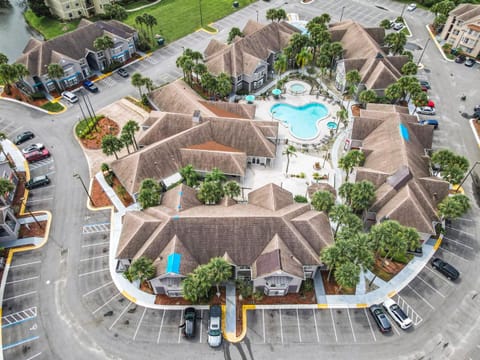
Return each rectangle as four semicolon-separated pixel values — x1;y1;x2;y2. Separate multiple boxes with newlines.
233;1;239;7
157;37;165;46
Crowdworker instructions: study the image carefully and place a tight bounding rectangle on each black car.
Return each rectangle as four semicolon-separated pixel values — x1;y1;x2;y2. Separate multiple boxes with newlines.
25;175;50;190
432;258;459;280
455;55;466;63
369;304;392;333
83;80;99;93
117;68;129;78
14;131;35;145
183;307;196;338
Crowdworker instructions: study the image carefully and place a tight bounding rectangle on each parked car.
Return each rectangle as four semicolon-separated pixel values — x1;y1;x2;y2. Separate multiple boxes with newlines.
22;143;44;154
418;119;439;129
24;148;50;163
83;80;99;93
61;91;78;103
183;307;196;338
455;55;466;64
117;68;129;78
416;106;436;115
383;298;413;330
432;258;459;280
208;305;222;347
419;80;431;89
407;3;417;11
393;22;404;31
421;85;429;92
14;131;34;145
369;304;392;333
25;175;50;190
465;58;476;67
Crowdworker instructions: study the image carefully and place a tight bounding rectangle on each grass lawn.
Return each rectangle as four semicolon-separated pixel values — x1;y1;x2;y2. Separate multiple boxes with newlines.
41;101;64;112
24;0;255;45
24;9;81;40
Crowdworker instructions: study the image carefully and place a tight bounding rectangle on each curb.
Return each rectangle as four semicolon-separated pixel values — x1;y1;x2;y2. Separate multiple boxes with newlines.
469;119;480;148
426;24;454;62
223;304;256;343
196;23;218;34
0;96;50;114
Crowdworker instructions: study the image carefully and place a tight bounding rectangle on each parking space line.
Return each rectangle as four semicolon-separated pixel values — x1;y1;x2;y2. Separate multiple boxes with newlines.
2;335;39;351
10;260;41;268
363;308;376;342
157;309;166;344
416;275;445;298
443;236;474;250
199;310;203;343
262;309;265;343
108;302;131;330
391;320;401;335
3;291;37;302
6;276;39;284
178;310;184;343
81;241;110;248
312;309;319;343
456;217;473;222
25;197;54;204
80;254;109;262
445;227;474;237
133;307;147;340
78;268;109;277
346;309;356;342
92;293;121;315
296;308;302;342
25;352;42;360
423;265;455;285
83;281;113;297
407;285;435;310
438;246;468;260
395;295;423;326
279;309;284;344
329;309;338;342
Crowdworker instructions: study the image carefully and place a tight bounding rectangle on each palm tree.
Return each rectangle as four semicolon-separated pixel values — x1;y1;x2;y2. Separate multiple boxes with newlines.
275;8;287;21
358;89;377;108
295;47;313;75
197;180;224;205
384;32;407;55
338;150;365;181
385;82;403;104
200;72;217;97
193;63;207;84
397;76;421;101
283;145;297;175
126;256;156;283
273;54;288;80
349;180;376;213
320;245;343;281
138;178;161;209
0;64;18;95
207;257;232;296
0;53;8;65
135;15;146;37
131;72;144;97
47;63;64;93
179;164;200;188
401;61;418;76
438;194;470;220
334;261;360;293
188;50;203;64
223;181;240;199
266;8;277;22
227;27;244;44
12;63;29;82
308;25;330;61
336;107;349;131
411;90;428;113
122;120;140;151
182;274;202;303
142;13;157;43
345;69;361;100
379;19;392;29
216;72;232;98
93;35;115;67
329;204;353;237
311;191;335;214
120;131;133;154
0;178;14;196
101;134;123;160
338;182;354;206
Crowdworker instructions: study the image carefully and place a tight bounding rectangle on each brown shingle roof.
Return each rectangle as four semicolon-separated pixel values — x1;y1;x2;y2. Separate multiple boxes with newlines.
248;183;293;211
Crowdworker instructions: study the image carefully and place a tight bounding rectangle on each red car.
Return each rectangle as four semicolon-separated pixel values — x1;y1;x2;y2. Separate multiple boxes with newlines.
24;148;50;163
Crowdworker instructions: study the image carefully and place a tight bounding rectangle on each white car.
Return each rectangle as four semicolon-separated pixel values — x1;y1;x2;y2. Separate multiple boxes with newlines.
407;3;417;11
392;22;404;31
417;106;436;115
22;143;45;154
383;298;413;329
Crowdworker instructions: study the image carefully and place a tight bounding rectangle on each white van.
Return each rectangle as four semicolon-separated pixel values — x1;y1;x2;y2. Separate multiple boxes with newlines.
61;91;78;103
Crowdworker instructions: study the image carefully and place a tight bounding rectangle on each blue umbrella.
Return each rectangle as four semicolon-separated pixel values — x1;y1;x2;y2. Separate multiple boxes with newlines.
272;88;281;96
327;121;338;130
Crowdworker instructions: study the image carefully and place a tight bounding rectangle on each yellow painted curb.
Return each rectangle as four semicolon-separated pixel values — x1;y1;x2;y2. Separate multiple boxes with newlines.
196;24;218;34
317;303;329;309
121;290;136;303
356;303;368;308
387;290;397;298
434;237;442;250
221;304;256;343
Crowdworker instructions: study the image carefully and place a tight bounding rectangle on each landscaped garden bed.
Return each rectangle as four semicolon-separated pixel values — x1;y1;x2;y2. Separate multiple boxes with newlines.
76;116;120;149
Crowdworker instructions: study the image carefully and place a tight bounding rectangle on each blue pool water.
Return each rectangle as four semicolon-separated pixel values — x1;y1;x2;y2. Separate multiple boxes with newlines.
271;103;329;140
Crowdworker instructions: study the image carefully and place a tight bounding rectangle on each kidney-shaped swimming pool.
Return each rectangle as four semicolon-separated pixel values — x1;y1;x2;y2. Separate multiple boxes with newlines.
271;102;329;140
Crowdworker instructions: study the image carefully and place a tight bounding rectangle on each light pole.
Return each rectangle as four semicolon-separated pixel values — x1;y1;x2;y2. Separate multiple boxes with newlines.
256;10;259;22
456;161;480;193
417;37;431;66
73;172;96;206
20;197;43;229
340;6;345;22
400;3;407;18
198;0;203;28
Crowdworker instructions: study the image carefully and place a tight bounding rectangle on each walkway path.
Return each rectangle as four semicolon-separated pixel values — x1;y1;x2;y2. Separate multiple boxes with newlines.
125;0;161;13
225;282;236;336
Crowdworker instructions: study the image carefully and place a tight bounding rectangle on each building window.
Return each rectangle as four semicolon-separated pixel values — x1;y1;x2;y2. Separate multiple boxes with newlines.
78;10;81;15
65;4;69;8
69;13;72;17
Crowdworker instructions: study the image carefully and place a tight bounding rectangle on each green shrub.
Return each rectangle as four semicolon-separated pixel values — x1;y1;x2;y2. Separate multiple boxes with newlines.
76;115;103;138
104;172;114;187
294;195;308;203
31;92;46;100
301;278;314;292
101;163;110;172
252;291;263;302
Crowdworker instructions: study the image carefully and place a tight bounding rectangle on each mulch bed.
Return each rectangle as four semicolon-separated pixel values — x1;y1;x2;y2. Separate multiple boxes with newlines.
1;86;49;107
374;257;406;275
154;288;226;306
322;271;355;295
351;104;361;117
79;117;120;150
472;119;480;139
91;178;113;208
18;218;47;238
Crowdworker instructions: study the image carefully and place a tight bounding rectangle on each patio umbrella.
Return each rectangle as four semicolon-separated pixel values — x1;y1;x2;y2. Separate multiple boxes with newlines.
428;100;435;108
272;88;282;96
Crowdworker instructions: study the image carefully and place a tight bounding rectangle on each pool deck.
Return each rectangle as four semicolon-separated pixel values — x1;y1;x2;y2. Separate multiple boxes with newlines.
239;86;343;198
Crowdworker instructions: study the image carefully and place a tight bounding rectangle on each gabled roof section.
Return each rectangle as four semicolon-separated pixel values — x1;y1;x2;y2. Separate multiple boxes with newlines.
179;148;247;176
153;235;199;276
450;4;480;20
248;183;293;211
161;183;201;212
291;210;334;252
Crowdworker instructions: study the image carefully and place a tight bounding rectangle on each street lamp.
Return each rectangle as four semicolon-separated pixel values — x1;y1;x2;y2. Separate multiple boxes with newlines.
198;0;204;28
456;161;480;193
73;172;96;206
20;197;43;229
417;37;431;66
340;6;346;22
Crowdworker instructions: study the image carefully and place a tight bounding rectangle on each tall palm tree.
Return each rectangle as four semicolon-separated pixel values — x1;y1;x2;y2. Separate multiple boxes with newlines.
338;149;365;181
12;63;29;82
193;63;207;84
47;63;64;93
94;35;115;67
438;194;470;221
0;64;18;95
349;180;376;213
335;107;349;133
358;89;377;108
345;69;361;100
329;204;353;237
334;261;360;293
295;47;313;75
0;132;21;181
207;257;232;296
0;53;8;65
384;32;407;55
311;190;335;214
0;178;14;196
142;13;157;43
179;164;200;188
205;167;226;183
273;54;288;81
223;181;240;199
401;61;418;76
135;15;145;36
131;72;144;97
338;182;354;206
385;82;402;104
283;145;297;175
101;134;123;160
123;120;140;151
200;72;217;97
216;72;232;98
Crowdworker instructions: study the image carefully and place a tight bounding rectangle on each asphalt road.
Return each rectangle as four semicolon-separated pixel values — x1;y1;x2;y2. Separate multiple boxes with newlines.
1;0;480;359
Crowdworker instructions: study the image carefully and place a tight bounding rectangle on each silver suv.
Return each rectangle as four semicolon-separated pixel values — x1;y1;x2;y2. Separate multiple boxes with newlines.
207;305;222;348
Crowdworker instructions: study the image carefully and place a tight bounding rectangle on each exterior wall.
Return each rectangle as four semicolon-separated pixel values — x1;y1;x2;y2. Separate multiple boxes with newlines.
441;14;480;58
335;60;347;93
0;207;21;242
149;274;184;297
253;271;303;296
47;0;113;19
